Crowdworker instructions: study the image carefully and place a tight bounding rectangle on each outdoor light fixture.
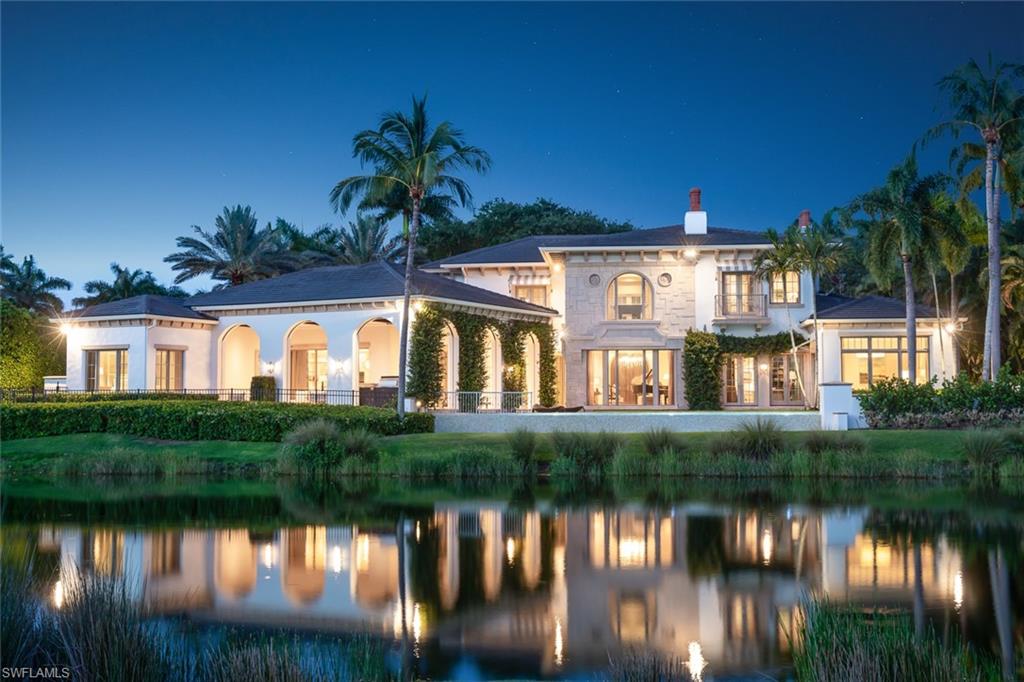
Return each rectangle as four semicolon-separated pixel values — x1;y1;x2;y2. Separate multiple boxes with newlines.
552;262;562;272
759;362;769;371
413;301;424;312
684;248;698;260
944;322;957;334
59;322;72;335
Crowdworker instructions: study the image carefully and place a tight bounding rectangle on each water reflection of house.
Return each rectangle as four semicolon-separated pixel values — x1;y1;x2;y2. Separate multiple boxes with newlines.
35;505;967;678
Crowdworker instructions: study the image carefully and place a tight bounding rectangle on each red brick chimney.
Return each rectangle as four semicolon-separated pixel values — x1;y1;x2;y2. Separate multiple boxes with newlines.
798;209;811;229
684;187;707;235
689;187;702;212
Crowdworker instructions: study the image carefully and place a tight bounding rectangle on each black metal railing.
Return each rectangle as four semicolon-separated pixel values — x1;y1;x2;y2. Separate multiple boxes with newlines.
715;293;767;318
434;391;533;413
0;386;400;407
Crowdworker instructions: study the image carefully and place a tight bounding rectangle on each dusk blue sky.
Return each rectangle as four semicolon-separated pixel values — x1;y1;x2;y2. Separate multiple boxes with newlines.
3;2;1022;302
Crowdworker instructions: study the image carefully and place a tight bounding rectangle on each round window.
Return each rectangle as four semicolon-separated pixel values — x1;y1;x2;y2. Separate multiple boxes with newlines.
658;273;672;287
588;274;601;287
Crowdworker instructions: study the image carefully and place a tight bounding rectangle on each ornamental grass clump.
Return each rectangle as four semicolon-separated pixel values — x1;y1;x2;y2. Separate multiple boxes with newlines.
961;429;1009;470
279;419;344;475
724;418;784;460
641;427;684;457
550;430;622;475
506;428;539;471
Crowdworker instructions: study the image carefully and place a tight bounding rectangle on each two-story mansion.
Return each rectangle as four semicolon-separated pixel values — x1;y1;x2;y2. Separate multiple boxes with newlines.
58;189;959;410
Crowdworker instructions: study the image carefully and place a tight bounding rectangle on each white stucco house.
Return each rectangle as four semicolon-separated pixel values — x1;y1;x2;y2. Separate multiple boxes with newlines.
57;189;959;411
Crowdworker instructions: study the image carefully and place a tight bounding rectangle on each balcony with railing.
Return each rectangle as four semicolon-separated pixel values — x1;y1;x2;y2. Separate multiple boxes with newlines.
714;293;769;321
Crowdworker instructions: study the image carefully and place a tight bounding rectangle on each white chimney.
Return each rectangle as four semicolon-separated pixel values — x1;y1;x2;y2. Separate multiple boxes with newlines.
684;187;707;235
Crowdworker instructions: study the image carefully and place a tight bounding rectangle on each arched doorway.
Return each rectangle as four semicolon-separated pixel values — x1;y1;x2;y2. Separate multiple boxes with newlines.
287;322;328;394
439;322;458;407
356;319;399;404
482;327;502;395
220;325;260;391
523;333;540;406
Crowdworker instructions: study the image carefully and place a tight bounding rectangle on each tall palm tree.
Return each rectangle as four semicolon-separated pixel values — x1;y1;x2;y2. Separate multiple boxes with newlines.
791;215;844;404
930;58;1024;380
0;254;71;313
330;95;491;417
921;194;970;376
753;226;809;407
853;153;948;384
72;263;183;307
164;205;299;286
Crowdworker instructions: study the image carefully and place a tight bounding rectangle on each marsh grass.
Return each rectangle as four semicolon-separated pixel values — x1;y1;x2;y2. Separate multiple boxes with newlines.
379;447;521;480
793;600;997;682
803;430;867;455
550;431;623;474
640;427;684;457
1;560;395;682
604;648;694;681
506;428;539;470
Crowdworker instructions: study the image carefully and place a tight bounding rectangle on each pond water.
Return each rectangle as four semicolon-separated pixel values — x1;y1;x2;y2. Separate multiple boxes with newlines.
2;477;1022;680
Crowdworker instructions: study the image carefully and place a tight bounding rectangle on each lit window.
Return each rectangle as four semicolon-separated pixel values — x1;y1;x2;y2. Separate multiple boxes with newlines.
585;349;674;406
769;272;801;304
155;349;184;391
840;336;930;390
513;285;547;307
723;355;757;405
770;354;803;405
86;349;127;391
607;274;653;320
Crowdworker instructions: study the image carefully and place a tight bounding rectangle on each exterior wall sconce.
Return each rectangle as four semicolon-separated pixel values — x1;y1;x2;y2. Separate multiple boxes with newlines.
262;360;279;375
684;248;698;260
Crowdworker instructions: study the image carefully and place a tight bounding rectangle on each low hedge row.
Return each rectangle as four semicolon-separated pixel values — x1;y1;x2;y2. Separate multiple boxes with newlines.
0;400;433;442
858;369;1024;428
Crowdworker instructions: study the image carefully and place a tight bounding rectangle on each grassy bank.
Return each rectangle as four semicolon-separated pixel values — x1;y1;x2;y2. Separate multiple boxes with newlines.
3;428;1022;483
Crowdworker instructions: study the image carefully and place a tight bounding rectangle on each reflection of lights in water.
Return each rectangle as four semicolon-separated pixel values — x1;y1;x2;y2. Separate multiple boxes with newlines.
761;528;773;565
330;546;343;574
553;546;565;578
262;543;275;569
412;602;423;645
506;537;516;564
686;641;706;681
554;617;564;667
618;538;646;566
52;580;64;609
954;570;964;611
356;535;370;572
415;521;421;542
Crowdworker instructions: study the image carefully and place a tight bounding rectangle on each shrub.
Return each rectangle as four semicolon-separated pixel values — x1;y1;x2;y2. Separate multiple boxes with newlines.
339;427;379;463
803;430;867;455
249;376;277;402
279;419;344;474
1002;427;1024;459
550;431;622;473
0;400;433;441
682;330;722;410
506;428;539;469
610;448;662;477
960;430;1008;469
859;369;1024;428
641;427;683;457
733;418;784;460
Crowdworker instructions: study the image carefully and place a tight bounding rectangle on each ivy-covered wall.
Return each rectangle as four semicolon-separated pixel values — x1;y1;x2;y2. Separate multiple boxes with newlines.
407;303;558;407
683;330;800;410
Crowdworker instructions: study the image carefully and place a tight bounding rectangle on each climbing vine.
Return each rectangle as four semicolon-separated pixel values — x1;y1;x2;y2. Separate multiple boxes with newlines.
683;330;804;410
406;305;447;407
406;303;559;408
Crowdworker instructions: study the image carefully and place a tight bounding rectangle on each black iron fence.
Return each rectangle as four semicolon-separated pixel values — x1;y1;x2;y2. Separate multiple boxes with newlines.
0;386;399;408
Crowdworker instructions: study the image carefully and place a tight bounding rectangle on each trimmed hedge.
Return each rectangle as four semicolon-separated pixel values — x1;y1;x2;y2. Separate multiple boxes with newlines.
0;400;433;442
858;369;1024;428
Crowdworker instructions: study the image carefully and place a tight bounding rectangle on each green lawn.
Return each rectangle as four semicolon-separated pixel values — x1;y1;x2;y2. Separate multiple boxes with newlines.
1;428;969;474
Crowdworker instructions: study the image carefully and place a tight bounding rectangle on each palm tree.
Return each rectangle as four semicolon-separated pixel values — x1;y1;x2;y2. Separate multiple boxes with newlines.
298;215;405;266
930;58;1024;380
753;226;809;407
72;263;183;307
791;215;844;404
330;95;491;417
921;194;970;376
853;153;948;384
0;254;72;313
164;205;299;286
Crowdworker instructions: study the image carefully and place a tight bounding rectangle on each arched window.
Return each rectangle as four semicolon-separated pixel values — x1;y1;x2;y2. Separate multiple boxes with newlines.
606;273;653;320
